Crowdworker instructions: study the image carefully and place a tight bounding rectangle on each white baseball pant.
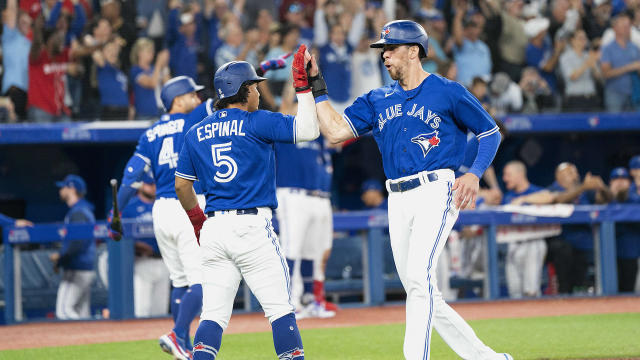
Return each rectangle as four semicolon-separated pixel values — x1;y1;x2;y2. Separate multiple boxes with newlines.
55;269;96;319
198;207;294;329
134;256;171;317
152;196;205;287
387;169;504;360
505;239;547;298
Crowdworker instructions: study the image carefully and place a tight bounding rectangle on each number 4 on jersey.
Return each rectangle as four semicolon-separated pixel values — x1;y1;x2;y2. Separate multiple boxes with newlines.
212;142;238;183
158;137;179;169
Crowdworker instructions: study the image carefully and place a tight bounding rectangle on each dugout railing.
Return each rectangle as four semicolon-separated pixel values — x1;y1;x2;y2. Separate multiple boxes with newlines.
3;204;640;325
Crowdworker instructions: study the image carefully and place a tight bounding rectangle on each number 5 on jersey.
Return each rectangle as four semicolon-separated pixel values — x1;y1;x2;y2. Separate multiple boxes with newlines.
158;137;179;169
212;142;238;183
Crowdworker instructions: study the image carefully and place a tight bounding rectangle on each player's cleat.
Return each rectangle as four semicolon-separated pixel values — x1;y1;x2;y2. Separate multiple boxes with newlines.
295;301;336;320
159;331;193;360
313;280;339;311
500;353;514;360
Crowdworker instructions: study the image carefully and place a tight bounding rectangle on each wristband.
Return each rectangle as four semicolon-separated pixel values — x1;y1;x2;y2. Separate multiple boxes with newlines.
315;94;329;103
308;72;328;99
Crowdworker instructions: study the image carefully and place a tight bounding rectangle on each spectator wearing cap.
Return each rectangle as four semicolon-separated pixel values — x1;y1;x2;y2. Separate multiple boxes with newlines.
497;0;528;82
418;9;450;75
169;6;205;80
525;17;564;94
92;37;130;120
451;0;492;87
100;0;136;72
559;29;601;111
2;0;32;120
606;167;640;292
361;179;387;210
130;38;170;119
629;155;640;202
314;0;365;113
600;12;640;112
489;72;523;115
584;0;613;41
50;174;97;320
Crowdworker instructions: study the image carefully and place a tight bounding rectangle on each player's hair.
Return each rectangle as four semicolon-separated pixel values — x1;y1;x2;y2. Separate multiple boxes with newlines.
214;82;253;110
130;37;154;66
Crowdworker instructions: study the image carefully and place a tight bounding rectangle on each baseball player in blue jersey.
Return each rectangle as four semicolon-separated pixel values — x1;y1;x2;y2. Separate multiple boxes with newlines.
111;75;213;360
305;20;512;359
52;175;96;320
174;46;319;360
275;136;336;318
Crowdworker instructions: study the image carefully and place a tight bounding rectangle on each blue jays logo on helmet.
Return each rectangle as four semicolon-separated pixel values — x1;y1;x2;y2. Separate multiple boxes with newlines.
214;61;266;100
370;20;429;58
411;131;440;157
160;76;204;111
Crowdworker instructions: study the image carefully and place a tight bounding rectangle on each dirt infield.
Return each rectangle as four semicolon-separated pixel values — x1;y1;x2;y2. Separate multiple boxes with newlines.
2;296;639;350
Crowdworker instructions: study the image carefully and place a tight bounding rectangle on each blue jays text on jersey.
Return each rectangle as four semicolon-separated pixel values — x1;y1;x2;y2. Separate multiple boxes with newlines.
133;99;213;198
176;108;298;213
342;74;499;180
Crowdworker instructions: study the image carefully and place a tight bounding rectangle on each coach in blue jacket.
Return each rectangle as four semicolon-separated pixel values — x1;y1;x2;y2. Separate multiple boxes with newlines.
51;174;97;320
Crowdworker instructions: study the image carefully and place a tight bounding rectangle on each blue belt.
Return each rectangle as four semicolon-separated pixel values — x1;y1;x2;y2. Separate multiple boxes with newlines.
388;172;439;193
207;208;258;217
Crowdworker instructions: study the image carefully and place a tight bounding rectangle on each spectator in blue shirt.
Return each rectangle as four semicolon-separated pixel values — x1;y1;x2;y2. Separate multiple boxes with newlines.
50;174;96;320
600;12;640;112
168;7;203;80
92;37;130;120
524;17;565;94
419;9;450;76
451;2;492;86
2;0;32;120
129;38;170;119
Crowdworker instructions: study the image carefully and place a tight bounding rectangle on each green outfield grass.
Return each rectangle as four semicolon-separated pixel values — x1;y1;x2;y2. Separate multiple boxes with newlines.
2;313;639;359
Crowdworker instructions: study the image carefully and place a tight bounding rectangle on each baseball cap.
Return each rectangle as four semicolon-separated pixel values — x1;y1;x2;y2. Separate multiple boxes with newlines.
288;3;303;13
362;179;383;193
180;12;195;25
610;167;630;180
56;174;87;195
629;155;640;169
524;17;550;38
417;8;444;21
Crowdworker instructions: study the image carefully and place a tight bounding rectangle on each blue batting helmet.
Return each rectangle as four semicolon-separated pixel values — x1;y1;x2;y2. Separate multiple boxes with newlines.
160;76;204;111
630;155;640;170
370;20;429;58
214;61;266;100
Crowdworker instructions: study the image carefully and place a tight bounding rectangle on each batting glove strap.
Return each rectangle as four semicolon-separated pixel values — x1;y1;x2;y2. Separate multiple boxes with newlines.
308;72;328;100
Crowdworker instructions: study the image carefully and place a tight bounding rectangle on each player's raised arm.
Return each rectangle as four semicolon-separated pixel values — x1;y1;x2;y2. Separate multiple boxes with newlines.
291;45;320;142
304;55;356;144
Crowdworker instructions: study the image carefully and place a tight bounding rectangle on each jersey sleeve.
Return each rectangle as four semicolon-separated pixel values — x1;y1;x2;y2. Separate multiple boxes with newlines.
248;110;296;143
452;84;498;138
175;133;198;181
342;92;375;137
134;131;153;166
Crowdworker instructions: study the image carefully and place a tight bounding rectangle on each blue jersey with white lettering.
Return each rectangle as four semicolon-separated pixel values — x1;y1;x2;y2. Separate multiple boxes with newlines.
134;99;213;198
275;138;324;190
343;74;498;180
176;108;296;212
121;195;160;255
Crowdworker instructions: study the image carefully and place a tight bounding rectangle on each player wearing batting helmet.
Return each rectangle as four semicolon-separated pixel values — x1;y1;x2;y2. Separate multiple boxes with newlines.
305;19;513;359
175;46;319;360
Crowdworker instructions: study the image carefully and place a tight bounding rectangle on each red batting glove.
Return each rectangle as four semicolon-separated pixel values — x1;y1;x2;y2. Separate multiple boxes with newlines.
186;204;207;245
292;45;311;93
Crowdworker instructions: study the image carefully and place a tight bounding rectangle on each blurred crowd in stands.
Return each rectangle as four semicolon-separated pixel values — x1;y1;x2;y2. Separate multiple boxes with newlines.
2;0;640;122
